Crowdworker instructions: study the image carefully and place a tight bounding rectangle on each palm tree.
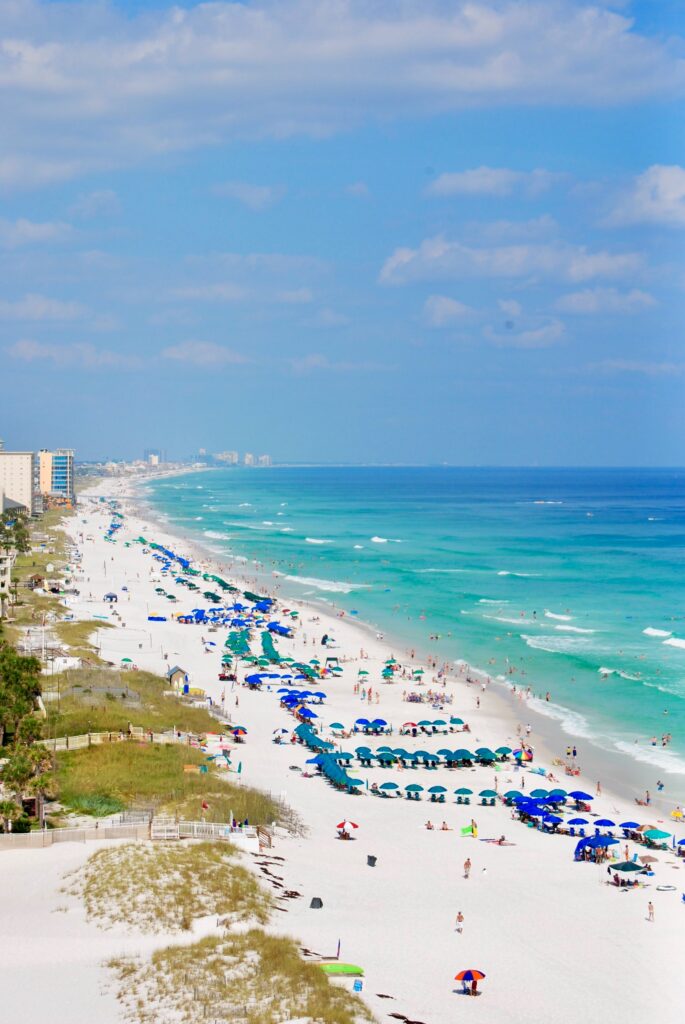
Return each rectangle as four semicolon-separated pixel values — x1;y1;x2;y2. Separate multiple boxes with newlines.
0;799;21;833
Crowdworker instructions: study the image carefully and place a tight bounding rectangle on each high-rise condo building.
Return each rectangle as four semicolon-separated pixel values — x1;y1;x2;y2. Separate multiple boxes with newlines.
258;454;272;467
244;452;255;466
0;443;39;514
38;449;75;506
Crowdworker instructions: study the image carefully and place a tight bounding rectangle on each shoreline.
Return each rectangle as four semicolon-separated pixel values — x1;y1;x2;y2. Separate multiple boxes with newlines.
135;472;685;812
34;474;682;1024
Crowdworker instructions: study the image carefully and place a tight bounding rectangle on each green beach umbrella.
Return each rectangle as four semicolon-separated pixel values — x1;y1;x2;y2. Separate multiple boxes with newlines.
643;829;671;841
329;722;345;730
496;746;513;756
454;787;473;795
320;964;364;977
479;789;498;798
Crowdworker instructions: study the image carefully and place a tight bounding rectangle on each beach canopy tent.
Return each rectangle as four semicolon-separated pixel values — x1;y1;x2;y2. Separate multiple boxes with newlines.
613;861;646;873
574;836;619;857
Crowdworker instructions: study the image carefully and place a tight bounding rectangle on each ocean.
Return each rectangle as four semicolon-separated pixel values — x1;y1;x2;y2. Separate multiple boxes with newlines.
144;466;685;779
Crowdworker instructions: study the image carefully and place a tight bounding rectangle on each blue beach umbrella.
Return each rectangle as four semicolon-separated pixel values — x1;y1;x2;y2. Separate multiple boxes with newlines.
569;791;593;801
567;817;589;826
594;818;616;828
619;821;641;829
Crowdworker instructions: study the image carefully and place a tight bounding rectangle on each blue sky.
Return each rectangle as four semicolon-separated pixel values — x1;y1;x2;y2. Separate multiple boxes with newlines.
1;0;684;464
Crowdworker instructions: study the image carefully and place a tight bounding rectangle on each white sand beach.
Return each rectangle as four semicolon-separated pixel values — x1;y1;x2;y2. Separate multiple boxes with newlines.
2;476;682;1024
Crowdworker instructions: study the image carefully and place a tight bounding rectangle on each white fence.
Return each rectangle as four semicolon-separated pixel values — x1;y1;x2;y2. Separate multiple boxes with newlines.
0;818;268;854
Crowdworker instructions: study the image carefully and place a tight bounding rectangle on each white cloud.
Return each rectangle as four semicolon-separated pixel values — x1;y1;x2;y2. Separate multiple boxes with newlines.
609;165;685;227
290;352;382;373
380;235;641;285
475;215;559;242
69;190;120;219
427;167;559;197
304;308;350;328
555;287;656;314
498;298;522;317
587;359;685;376
424;294;473;326
172;283;249;302
0;2;682;187
0;218;73;248
213;181;285;210
161;340;250;367
483;318;565;348
277;288;313;304
6;339;139;368
0;293;86;321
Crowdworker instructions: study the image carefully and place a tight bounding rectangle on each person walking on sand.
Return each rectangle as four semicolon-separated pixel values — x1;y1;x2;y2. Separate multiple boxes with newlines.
648;901;654;922
471;819;478;839
596;780;602;796
456;911;464;933
463;857;472;879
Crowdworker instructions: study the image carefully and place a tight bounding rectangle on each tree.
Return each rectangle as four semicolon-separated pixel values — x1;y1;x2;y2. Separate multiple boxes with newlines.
0;645;42;746
0;510;30;554
0;798;21;833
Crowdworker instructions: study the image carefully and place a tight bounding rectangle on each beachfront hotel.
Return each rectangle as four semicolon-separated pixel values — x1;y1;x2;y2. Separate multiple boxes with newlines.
38;449;76;507
0;444;39;515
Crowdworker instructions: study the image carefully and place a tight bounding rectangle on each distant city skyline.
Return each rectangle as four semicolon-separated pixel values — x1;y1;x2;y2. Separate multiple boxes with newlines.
2;0;684;466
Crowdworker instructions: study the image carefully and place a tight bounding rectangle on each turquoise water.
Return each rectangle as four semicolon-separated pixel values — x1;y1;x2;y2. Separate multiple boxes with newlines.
145;467;685;777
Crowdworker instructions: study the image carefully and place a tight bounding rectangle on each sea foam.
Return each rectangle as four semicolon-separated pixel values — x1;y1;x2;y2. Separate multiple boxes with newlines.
545;611;571;621
284;574;370;594
643;627;672;638
663;637;685;650
305;537;331;544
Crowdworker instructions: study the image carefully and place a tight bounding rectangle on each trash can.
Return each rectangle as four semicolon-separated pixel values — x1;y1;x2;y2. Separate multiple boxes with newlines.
367;855;377;867
310;897;323;909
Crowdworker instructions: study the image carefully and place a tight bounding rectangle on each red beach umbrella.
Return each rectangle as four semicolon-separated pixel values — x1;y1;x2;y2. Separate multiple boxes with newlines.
337;820;358;831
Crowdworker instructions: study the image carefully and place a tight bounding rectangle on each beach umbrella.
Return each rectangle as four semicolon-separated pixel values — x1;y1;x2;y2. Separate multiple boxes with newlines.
677;839;685;846
455;970;486;982
232;727;247;736
543;814;563;824
405;783;424;793
329;722;345;730
371;718;388;727
504;790;523;800
418;720;433;727
495;746;512;756
433;719;447;727
643;829;671;840
121;657;132;663
402;751;419;762
479;789;498;798
355;746;372;754
513;749;533;761
639;854;658;864
306;755;326;765
454;787;473;796
337;820;358;831
613;862;646;873
450;716;464;726
356;718;371;726
377;751;396;762
413;668;425;675
569;791;593;801
377;745;393;752
437;748;453;757
428;785;447;794
530;789;549;799
358;669;369;676
619;821;641;829
393;748;410;757
594;819;616;828
567;817;589;826
548;788;568;798
379;781;399;791
453;749;473;760
402;722;418;729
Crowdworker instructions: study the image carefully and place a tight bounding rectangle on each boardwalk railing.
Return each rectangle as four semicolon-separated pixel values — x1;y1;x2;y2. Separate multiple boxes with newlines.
0;818;266;852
